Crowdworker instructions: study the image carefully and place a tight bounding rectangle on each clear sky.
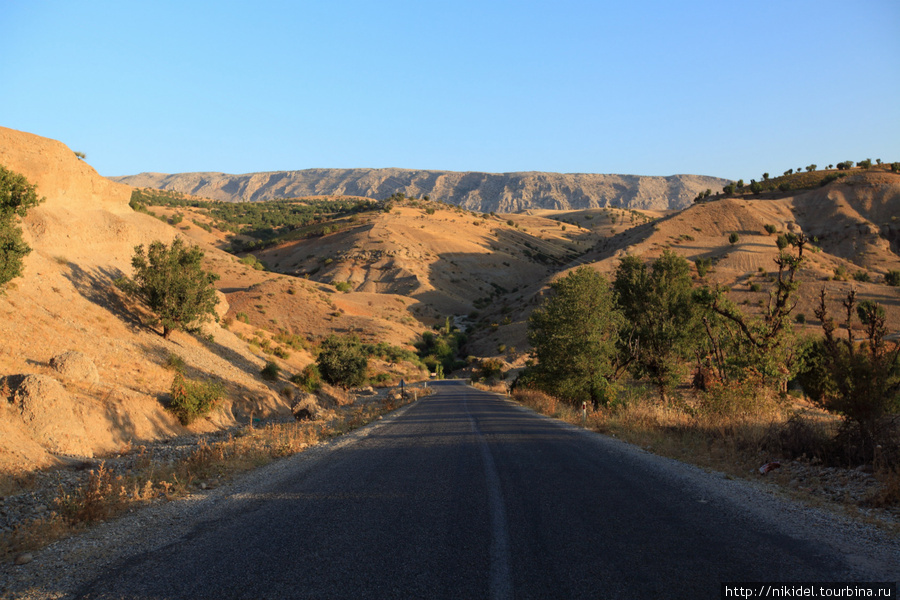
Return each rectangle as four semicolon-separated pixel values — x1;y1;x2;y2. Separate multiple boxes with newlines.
2;0;898;181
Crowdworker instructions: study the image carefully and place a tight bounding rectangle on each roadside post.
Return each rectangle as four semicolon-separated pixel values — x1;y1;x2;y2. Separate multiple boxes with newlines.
582;401;587;425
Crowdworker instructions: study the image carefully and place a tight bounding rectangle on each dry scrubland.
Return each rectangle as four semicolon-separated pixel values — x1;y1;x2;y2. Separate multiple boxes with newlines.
1;124;899;564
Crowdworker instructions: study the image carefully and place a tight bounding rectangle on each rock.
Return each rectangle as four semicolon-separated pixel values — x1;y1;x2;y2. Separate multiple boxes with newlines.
49;351;100;385
14;552;34;565
291;393;322;421
356;386;376;396
8;374;92;456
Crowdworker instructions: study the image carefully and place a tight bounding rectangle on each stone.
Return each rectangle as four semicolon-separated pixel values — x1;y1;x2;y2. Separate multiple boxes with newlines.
14;552;34;565
49;351;100;385
9;374;92;455
291;393;322;421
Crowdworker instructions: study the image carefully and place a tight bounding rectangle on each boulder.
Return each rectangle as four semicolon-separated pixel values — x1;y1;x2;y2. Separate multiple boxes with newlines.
291;393;322;421
6;374;92;456
49;351;100;385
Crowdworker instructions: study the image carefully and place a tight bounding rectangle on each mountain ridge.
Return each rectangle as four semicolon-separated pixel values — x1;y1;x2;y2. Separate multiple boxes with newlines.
111;168;729;212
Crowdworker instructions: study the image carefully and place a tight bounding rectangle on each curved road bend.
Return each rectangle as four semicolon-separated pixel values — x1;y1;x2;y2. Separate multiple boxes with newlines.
72;380;896;599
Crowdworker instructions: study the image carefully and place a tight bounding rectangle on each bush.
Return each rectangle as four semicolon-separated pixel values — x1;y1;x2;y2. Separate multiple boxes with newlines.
763;224;777;235
884;270;900;287
852;270;871;283
333;281;353;293
239;255;266;271
694;257;713;278
260;361;281;381
169;372;224;425
473;358;505;384
290;363;322;392
165;353;186;372
728;232;739;245
317;335;368;388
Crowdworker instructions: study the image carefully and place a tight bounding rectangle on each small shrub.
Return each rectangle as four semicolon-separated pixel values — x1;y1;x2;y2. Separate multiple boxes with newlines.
749;283;762;293
169;372;224;425
763;224;777;235
290;363;322;392
333;281;353;293
165;353;186;372
885;270;900;287
694;257;712;278
795;313;806;324
260;361;281;381
728;232;739;245
852;270;871;283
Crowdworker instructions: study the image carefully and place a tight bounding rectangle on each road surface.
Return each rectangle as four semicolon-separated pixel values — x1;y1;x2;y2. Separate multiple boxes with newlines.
58;380;898;598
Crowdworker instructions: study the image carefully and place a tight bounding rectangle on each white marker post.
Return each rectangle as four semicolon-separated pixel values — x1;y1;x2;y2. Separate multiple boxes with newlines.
582;401;587;425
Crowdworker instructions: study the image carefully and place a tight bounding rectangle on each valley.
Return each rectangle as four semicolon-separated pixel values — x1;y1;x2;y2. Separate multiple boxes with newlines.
1;125;899;579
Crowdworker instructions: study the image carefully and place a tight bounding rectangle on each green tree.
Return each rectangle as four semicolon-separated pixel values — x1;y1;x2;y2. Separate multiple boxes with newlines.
728;232;739;245
614;251;698;401
524;266;626;407
317;335;368;388
116;238;219;338
0;166;44;287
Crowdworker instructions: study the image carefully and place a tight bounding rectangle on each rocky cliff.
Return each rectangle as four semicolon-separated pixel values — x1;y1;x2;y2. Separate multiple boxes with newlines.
112;169;729;212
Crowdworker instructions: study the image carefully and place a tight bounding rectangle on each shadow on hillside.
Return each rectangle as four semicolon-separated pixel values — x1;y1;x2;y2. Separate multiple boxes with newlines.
62;264;146;331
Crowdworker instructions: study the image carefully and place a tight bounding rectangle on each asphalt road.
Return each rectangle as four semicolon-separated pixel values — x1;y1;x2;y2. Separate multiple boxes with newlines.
71;380;896;599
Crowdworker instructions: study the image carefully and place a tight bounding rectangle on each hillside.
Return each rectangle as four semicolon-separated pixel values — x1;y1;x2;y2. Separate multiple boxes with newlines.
0;128;297;472
112;169;729;212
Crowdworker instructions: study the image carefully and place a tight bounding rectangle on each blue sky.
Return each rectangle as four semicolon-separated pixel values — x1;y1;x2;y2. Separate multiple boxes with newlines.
1;1;898;181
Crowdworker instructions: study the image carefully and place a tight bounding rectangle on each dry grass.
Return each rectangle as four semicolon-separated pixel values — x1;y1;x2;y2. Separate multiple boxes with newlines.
0;392;420;563
512;386;899;523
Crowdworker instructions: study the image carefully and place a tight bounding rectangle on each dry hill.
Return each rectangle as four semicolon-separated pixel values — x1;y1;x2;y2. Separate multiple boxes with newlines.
112;169;728;212
0;128;298;472
470;169;900;358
